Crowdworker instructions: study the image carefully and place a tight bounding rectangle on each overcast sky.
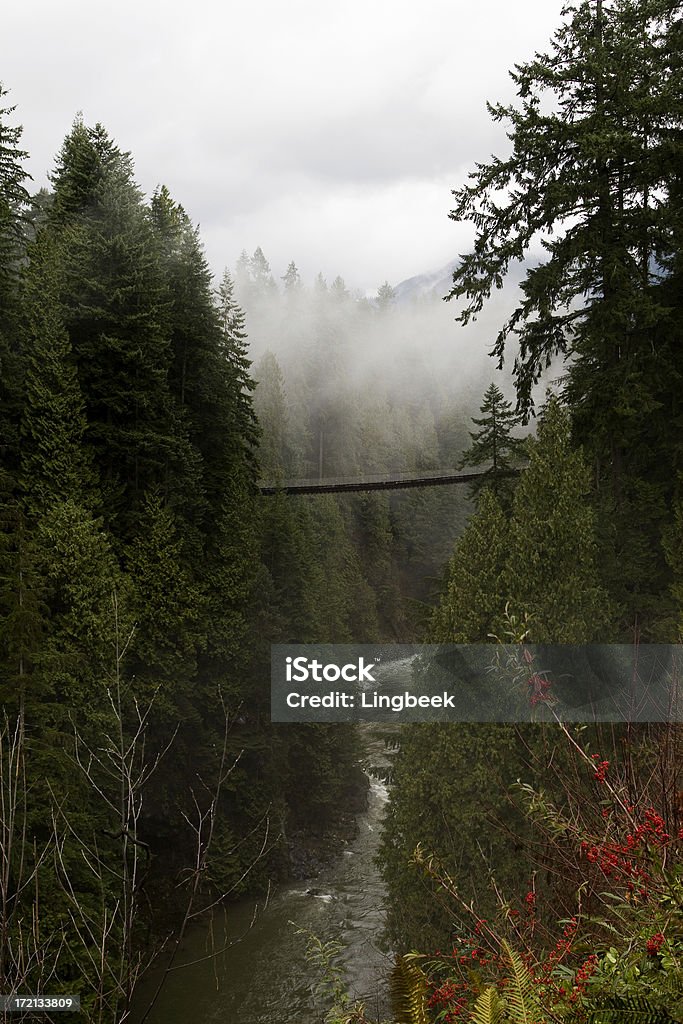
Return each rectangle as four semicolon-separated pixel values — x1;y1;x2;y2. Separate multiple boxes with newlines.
3;0;567;293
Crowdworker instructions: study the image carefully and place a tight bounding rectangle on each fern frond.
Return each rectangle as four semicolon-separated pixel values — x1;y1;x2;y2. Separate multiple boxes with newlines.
390;954;429;1024
585;994;679;1024
500;939;540;1024
471;986;506;1024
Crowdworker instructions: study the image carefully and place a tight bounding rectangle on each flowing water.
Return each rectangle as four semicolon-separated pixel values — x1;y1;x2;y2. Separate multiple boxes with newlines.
131;720;399;1024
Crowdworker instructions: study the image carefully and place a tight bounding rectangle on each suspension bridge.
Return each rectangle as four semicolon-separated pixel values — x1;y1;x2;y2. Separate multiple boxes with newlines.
258;468;520;496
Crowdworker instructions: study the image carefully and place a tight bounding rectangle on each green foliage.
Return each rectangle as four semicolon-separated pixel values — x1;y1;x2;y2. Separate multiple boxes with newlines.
459;384;525;506
663;490;683;639
431;396;612;644
376;281;396;310
446;0;683;635
124;492;202;718
447;0;682;418
253;350;295;478
498;939;541;1024
390;954;429;1024
428;487;508;643
20;231;99;514
0;86;31;477
503;397;613;643
471;986;506;1024
584;994;680;1024
0;103;373;1015
49;120;192;536
298;927;366;1024
377;723;528;949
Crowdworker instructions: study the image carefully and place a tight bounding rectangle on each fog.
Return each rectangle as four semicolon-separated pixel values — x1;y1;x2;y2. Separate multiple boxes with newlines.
236;249;556;486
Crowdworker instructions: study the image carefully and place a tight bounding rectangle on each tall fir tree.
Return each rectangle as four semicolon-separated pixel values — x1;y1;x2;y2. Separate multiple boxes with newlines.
215;268;260;484
429;488;509;643
458;382;524;505
49;121;191;538
253;351;292;479
503;397;613;642
20;232;99;515
0;86;31;478
447;0;682;423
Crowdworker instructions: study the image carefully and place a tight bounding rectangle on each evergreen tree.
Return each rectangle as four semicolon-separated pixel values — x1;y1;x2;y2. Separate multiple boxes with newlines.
215;268;260;483
123;492;202;719
459;383;524;504
49;121;188;535
281;260;302;293
447;0;682;636
49;117;117;224
378;722;525;950
34;501;124;698
0;85;30;285
0;86;31;476
352;494;405;638
447;0;682;423
429;488;509;643
330;275;349;301
663;490;683;640
20;233;99;515
504;397;612;642
259;491;318;642
253;351;292;478
376;280;395;310
308;496;378;643
249;246;277;296
233;248;251;303
0;499;44;713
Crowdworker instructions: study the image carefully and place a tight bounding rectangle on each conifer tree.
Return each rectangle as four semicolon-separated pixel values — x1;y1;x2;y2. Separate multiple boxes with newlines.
447;0;682;426
429;488;509;643
0;86;31;476
447;0;682;636
0;499;44;713
281;260;302;293
249;246;277;297
376;280;395;310
307;496;378;643
123;493;202;716
253;351;292;478
331;275;349;301
459;383;524;505
352;494;404;638
504;397;612;642
215;268;260;481
663;491;683;640
20;233;99;515
49;121;188;535
259;492;317;642
0;85;30;283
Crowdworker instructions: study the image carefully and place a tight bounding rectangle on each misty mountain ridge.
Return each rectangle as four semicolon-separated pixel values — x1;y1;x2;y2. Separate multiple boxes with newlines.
391;258;460;305
387;255;531;307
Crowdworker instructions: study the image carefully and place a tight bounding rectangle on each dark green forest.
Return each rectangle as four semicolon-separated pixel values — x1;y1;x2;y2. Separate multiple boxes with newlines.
1;0;683;1021
0;77;474;1020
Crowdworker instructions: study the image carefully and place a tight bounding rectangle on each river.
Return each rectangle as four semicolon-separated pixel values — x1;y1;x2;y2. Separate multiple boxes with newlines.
131;721;398;1024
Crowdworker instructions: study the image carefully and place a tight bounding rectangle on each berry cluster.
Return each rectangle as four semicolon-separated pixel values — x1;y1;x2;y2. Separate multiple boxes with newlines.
590;753;610;782
580;805;678;894
527;672;552;707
